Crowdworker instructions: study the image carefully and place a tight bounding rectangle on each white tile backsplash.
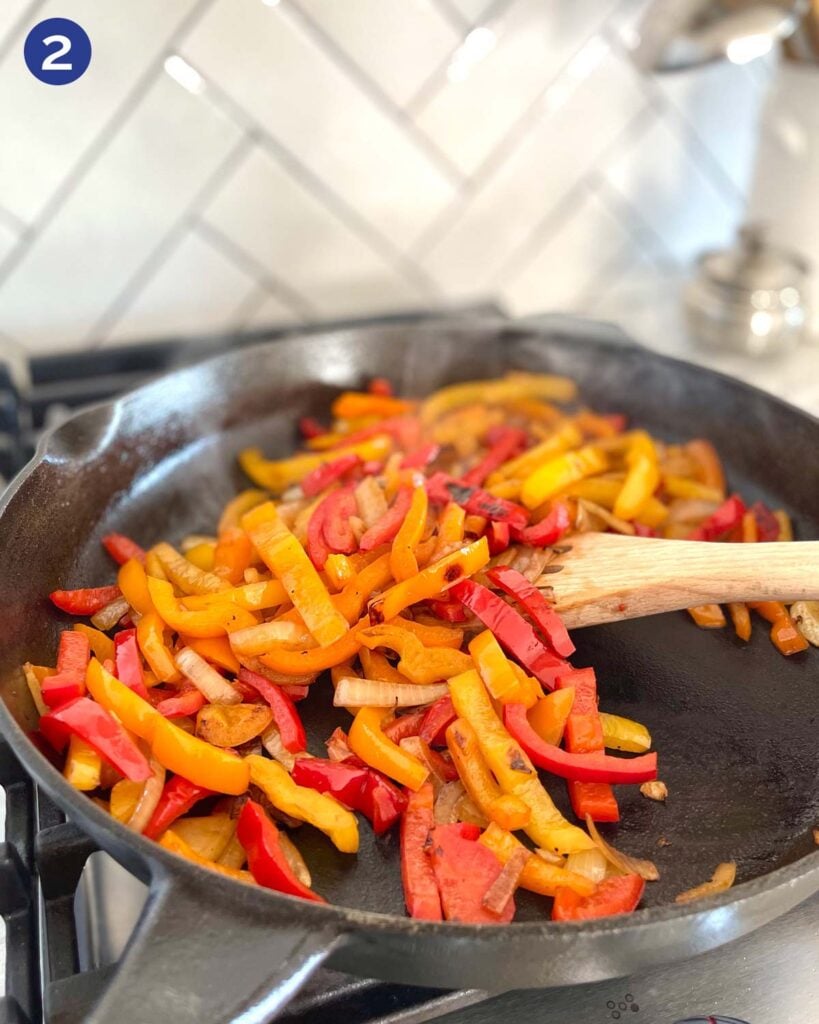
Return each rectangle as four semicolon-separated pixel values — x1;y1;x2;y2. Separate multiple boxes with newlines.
0;1;774;354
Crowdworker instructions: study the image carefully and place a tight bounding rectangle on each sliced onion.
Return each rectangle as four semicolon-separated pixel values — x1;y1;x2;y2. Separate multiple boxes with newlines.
325;726;352;762
482;847;530;915
261;724;295;771
434;780;465;824
566;848;607;883
578;499;636;536
640;780;668;802
175;646;241;705
667;498;721;525
22;662;48;716
229;620;309;656
585;814;659;881
333;677;447;709
236;655;316;687
456;793;489;828
355;476;388;528
126;755;166;834
535;847;564;866
675;862;736;904
153;542;228;595
91;596;130;631
278;831;312;887
510;545;551;582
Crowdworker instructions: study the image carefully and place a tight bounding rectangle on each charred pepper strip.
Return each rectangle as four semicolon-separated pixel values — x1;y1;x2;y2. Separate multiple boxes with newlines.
511;501;570;547
426;473;529;531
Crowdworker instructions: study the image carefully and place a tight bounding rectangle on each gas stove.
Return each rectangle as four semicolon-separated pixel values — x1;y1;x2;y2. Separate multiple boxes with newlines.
0;312;816;1024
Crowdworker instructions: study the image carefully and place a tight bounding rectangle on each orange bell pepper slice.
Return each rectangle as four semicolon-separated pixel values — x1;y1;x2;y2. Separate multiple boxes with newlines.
527;688;575;746
151;716;249;794
359;648;407;684
136;610;181;682
748;601;809;655
72;623;115;664
118;558;154;616
389;616;463;650
728;602;752;642
182;579;288;613
432;501;465;558
159;829;255;885
349;706;428;791
261;618;367;676
358;625;472;685
179;635;241;674
243;502;349;648
687;604;727;629
218;488;268;534
331;391;415;420
86;658;161;742
147;578;257;640
390;486;428;582
334;552;392;623
213;528;255;585
686;439;726;496
325;553;356;591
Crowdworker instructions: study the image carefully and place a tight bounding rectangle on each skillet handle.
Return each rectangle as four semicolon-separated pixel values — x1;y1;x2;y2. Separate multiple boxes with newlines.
86;868;343;1024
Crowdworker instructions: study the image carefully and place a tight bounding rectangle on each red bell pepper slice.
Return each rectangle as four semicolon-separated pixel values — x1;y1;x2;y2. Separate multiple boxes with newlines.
633;523;658;538
145;776;215;838
292;757;369;809
450;579;568;689
461;427;527;487
321;486;358;554
428;824;514;923
400;782;442;921
555;668;618;822
154;688;206;719
301;453;361;498
510;501;571;547
503;703;657;784
102;533;146;566
688;494;746;541
750;501;779;542
383;710;425;743
41;630;90;708
361;770;408;833
368;377;393;396
488;566;575;658
418;695;456;746
50;585;121;616
426;599;467;623
40;697;151;781
426;473;529;531
306;494;332;571
359;487;412;552
237;800;325;902
238;668;306;752
487;521;510;555
551;874;644;921
114;628;150;699
400;443;441;470
282;684;309;702
299;416;325;440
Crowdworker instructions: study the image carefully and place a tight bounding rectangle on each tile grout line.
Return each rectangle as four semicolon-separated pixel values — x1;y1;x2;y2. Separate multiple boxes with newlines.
227;283;283;331
85;135;257;348
0;0;218;291
0;0;46;63
176;56;443;303
282;0;465;189
591;175;680;271
428;0;472;33
0;205;27;238
194;217;318;322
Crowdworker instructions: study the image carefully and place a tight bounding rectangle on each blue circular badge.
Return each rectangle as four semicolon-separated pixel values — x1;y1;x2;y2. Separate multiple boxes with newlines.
24;18;91;85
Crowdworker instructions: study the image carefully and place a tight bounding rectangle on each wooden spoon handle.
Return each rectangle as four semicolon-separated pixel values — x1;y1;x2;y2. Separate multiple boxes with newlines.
544;533;819;629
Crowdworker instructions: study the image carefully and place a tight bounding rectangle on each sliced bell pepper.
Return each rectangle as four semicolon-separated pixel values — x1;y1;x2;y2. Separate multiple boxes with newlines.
450;578;567;689
555;668;618;823
469;630;525;704
400;442;440;470
40;697;151;781
301;452;361;497
503;703;657;784
478;823;594;897
360;768;408;832
237;800;324;901
491;422;583;484
291;757;407;834
359;487;412;552
86;657;160;741
246;755;359;853
400;781;442;921
487;566;575;657
418;695;455;746
118;558;154;616
448;671;593;854
358;625;472;685
426;473;529;531
299;416;325;441
50;585;122;617
687;604;727;629
42;630;90;708
243;502;349;648
420;374;577;427
213;528;255;585
72;623;115;664
369;537;489;624
102;533;146;566
748;601;809;655
332;391;414;420
152;542;228;596
427;598;467;623
145;775;216;839
237;668;306;752
182;579;289;614
390;486;428;582
598;712;651;753
135;610;180;685
348;706;428;791
159;829;255;885
511;501;570;547
392;617;464;649
520;446;608;510
462;426;527;487
486;521;510;555
241;435;392;493
147;579;257;642
261;619;366;676
322;487;358;555
306;492;332;571
613;437;660;521
383;710;425;743
114;628;149;699
185;541;216;572
527;688;574;746
445;718;530;831
428;823;515;924
688;494;746;541
359;647;407;685
63;734;102;791
686;439;725;496
154;688;206;719
151;717;249;795
750;501;780;542
180;635;241;675
551;873;645;921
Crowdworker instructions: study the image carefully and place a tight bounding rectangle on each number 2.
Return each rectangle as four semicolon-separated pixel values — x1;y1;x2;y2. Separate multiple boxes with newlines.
41;34;72;71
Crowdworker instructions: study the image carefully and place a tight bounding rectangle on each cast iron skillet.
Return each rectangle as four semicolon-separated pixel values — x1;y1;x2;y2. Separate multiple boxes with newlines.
0;318;816;1024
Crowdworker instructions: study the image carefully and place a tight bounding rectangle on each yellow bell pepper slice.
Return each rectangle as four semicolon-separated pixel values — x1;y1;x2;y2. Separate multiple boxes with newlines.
73;623;115;664
521;446;608;510
86;658;161;741
333;552;393;623
432;502;465;558
64;735;102;791
184;541;216;572
389;486;428;582
243;502;349;648
349;706;428;791
218;488;268;534
110;779;143;823
369;537;489;624
491;421;583;484
469;630;524;704
118;558;154;616
478;823;595;897
147;578;258;639
137;610;181;682
599;712;652;753
420;373;577;426
613;433;661;521
239;435;392;493
662;475;724;503
246;755;358;853
182;578;288;613
527;688;575;746
159;829;255;884
448;669;594;854
358;625;472;685
325;553;356;591
445;718;530;830
151;717;249;795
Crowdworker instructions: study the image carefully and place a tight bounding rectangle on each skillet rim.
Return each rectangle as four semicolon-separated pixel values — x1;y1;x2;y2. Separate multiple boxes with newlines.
0;318;817;942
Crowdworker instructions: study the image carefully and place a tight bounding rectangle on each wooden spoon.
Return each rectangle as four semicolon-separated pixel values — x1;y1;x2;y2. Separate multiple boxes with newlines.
538;532;819;629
